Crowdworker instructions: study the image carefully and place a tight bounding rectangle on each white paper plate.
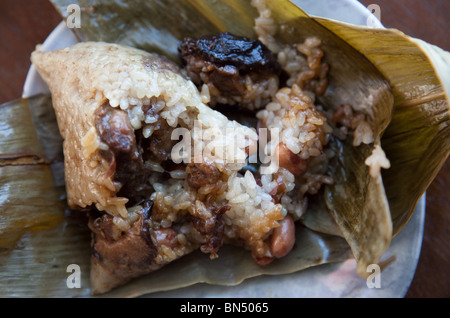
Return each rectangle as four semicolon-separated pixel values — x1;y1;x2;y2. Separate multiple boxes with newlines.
22;0;423;298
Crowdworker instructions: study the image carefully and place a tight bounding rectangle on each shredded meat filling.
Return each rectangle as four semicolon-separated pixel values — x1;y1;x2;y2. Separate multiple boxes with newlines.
191;204;231;258
147;120;177;162
186;162;221;189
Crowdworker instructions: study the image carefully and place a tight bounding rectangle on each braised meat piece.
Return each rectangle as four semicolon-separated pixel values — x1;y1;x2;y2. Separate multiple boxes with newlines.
95;104;152;204
182;32;281;71
179;32;283;110
89;202;158;289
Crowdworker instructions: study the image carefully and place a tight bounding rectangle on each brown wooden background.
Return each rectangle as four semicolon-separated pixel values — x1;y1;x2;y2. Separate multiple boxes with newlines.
0;0;448;297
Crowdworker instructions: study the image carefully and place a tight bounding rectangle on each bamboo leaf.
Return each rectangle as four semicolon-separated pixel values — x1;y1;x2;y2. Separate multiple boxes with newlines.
312;18;450;234
0;96;65;251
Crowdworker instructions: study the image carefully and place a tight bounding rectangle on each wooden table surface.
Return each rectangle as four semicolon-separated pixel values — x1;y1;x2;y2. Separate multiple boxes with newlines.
0;0;448;298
